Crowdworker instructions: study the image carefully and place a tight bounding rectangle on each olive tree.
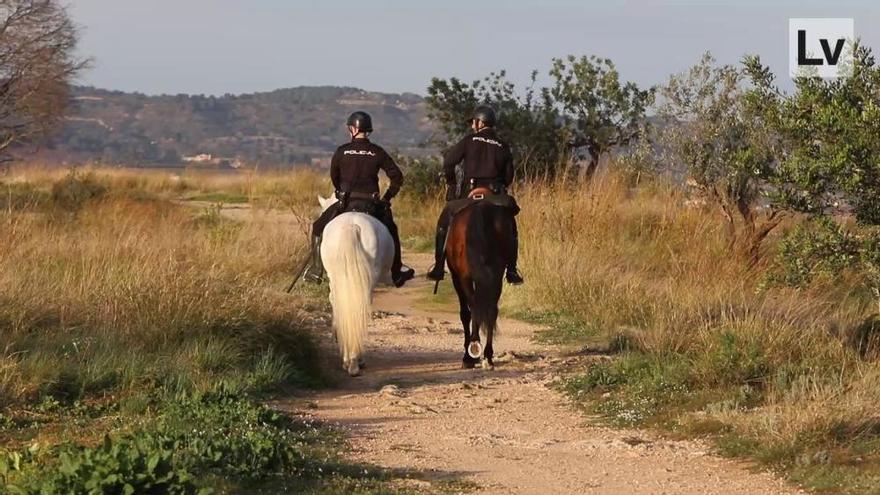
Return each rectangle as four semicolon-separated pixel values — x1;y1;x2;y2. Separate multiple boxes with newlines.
761;44;880;318
657;53;783;262
766;44;880;224
550;55;653;179
426;70;569;181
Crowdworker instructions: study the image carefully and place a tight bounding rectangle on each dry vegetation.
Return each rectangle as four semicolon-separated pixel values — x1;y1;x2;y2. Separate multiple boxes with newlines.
0;166;439;493
2;165;879;492
0;166;326;407
499;172;880;493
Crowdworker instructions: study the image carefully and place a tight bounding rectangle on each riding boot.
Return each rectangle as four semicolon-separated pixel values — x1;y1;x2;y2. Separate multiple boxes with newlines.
390;229;414;288
426;226;447;281
303;235;324;284
505;219;524;285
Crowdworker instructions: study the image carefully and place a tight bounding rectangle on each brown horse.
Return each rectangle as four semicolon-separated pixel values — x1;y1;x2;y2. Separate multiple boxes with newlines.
444;192;517;369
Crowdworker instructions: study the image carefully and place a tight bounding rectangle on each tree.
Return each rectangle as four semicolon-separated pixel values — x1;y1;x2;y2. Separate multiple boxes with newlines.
657;53;781;262
0;0;85;161
756;44;880;317
426;71;569;181
761;43;880;225
550;55;654;179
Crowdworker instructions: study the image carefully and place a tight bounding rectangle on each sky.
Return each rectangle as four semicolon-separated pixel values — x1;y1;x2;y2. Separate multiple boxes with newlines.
68;0;880;96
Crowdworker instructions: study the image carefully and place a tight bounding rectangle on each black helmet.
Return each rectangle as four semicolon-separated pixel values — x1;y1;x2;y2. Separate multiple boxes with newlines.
346;111;373;132
470;105;497;127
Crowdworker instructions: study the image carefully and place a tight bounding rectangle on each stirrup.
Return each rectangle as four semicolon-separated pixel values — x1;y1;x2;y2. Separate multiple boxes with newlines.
505;268;524;285
426;264;445;281
303;271;323;284
392;268;414;288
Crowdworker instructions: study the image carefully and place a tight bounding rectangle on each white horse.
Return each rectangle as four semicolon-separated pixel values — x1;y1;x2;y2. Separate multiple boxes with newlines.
318;195;394;376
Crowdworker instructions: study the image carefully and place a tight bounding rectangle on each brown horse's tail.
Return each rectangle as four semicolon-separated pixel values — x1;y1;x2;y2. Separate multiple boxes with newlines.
465;203;504;339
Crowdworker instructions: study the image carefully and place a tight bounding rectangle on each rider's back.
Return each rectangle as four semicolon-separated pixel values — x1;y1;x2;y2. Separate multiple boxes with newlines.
332;139;401;198
443;128;513;190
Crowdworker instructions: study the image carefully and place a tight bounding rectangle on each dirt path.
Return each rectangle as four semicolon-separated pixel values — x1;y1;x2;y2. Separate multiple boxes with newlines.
278;252;800;494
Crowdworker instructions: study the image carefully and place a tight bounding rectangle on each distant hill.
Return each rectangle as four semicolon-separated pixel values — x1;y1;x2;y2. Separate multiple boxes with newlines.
40;86;435;167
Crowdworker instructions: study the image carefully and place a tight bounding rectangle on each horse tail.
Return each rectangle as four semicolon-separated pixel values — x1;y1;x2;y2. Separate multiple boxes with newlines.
326;222;373;363
465;204;503;340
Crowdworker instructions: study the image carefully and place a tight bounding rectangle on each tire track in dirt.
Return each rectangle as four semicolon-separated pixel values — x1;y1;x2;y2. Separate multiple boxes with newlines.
278;252;802;494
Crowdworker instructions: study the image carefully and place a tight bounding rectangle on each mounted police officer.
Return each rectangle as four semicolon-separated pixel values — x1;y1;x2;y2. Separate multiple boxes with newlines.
426;105;524;285
304;111;415;287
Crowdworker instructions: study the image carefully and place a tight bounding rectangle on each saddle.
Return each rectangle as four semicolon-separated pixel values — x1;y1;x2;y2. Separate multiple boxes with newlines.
446;188;520;218
339;192;385;216
468;186;493;200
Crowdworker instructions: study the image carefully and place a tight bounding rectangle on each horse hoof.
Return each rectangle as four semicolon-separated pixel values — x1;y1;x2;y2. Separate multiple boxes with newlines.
358;358;366;369
346;360;362;377
481;358;494;371
462;360;477;369
467;341;483;359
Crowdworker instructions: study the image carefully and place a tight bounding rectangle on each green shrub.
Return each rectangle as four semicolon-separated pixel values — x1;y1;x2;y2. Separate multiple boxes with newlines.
395;154;444;198
50;171;107;212
563;354;692;426
700;330;769;387
768;217;859;288
1;431;200;495
1;392;389;494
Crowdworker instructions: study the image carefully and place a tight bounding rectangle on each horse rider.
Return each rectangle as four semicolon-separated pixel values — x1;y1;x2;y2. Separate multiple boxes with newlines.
426;105;524;285
303;111;415;287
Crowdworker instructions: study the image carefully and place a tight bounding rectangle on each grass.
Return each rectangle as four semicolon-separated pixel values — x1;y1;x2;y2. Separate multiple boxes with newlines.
511;309;604;348
394;190;442;254
1;390;431;494
415;278;458;312
8;163;880;493
0;193;320;405
0;165;458;494
483;170;880;493
187;192;250;204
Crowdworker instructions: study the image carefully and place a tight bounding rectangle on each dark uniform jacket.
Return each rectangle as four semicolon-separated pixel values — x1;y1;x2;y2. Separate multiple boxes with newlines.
443;128;514;192
331;138;403;201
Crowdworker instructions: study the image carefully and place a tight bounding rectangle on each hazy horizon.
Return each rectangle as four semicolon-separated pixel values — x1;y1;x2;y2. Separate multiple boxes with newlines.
70;0;880;97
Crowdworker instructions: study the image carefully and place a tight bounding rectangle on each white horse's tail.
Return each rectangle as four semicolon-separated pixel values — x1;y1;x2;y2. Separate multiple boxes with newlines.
326;223;373;367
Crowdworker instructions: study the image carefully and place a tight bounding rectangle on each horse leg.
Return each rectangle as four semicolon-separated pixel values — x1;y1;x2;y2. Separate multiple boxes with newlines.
452;273;478;369
482;303;499;370
341;333;361;376
347;358;361;377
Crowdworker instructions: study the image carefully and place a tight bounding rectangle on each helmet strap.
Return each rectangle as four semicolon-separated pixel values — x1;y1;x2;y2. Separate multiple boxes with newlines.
348;126;367;139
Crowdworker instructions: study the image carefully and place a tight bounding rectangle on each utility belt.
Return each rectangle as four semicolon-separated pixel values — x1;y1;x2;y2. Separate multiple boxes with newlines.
444;178;519;218
334;190;387;216
465;178;506;195
335;190;380;201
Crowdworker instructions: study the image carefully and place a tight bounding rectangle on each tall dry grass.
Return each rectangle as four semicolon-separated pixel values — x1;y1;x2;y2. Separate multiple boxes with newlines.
3;164;332;206
4;164;878;488
512;173;865;361
0;167;326;407
497;170;880;488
